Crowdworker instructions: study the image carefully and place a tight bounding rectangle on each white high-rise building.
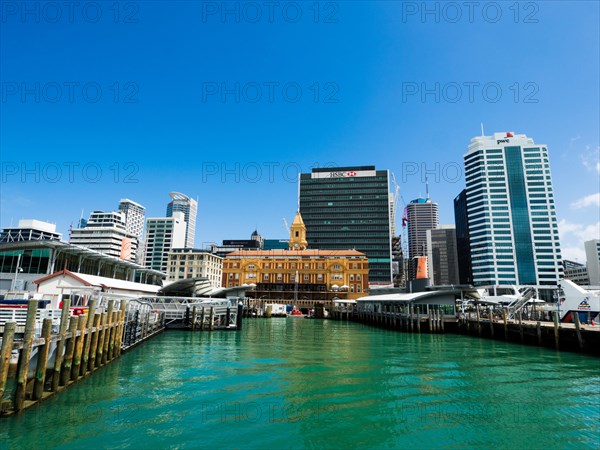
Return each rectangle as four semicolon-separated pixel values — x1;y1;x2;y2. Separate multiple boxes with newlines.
464;132;562;299
584;239;600;287
118;198;145;241
406;198;439;280
143;212;187;272
166;192;197;248
70;211;138;261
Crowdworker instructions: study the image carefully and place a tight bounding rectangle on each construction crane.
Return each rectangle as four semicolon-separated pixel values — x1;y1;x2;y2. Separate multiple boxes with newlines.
390;172;409;287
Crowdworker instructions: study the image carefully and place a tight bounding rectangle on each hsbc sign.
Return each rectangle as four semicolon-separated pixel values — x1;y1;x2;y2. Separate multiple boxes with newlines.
330;171;356;178
312;169;377;179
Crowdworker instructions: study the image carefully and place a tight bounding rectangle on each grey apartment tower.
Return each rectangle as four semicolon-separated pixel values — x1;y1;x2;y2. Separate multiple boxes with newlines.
299;166;392;284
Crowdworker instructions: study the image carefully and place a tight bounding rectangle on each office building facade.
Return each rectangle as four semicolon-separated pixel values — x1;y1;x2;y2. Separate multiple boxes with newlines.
118;198;145;241
454;189;473;285
299;166;392;284
426;225;459;286
166;192;197;248
563;260;590;286
464;132;562;298
70;211;138;261
406;198;439;280
167;248;223;288
584;239;600;287
143;212;186;272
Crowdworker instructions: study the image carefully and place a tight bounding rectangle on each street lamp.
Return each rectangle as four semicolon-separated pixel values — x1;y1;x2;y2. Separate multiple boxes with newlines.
12;253;23;291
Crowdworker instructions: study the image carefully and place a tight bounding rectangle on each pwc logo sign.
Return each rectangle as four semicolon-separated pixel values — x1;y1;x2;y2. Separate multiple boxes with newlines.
497;132;514;145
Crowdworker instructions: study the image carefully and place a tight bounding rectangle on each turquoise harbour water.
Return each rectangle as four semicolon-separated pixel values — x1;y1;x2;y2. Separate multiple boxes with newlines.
1;319;599;449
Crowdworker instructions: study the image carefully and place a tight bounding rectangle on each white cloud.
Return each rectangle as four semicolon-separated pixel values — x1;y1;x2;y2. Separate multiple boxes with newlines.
558;220;600;265
571;193;600;209
561;246;586;263
580;145;600;174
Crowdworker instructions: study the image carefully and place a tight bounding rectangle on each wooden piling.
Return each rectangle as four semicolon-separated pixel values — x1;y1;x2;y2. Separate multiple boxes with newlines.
439;308;444;333
80;299;97;377
553;311;560;349
60;316;79;386
0;322;16;403
573;312;584;349
518;310;524;342
191;306;197;331
237;302;243;331
489;308;495;337
96;313;107;367
107;311;117;362
200;307;206;331
88;313;102;371
476;305;481;336
71;313;88;380
428;310;433;333
502;309;508;340
209;307;215;331
15;300;38;411
33;318;53;400
51;299;71;392
115;301;127;357
536;321;542;345
102;301;115;365
415;308;421;333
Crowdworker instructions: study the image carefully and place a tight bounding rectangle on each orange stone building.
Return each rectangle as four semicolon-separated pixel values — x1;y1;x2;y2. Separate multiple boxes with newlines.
221;212;369;301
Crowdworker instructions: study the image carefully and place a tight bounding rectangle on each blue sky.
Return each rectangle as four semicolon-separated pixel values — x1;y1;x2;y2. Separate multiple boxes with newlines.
1;1;599;262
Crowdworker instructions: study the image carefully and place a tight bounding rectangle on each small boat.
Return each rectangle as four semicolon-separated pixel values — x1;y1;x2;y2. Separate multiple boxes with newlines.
289;307;304;317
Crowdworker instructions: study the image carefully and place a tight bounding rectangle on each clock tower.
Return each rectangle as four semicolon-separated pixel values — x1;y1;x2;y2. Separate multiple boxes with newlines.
289;211;308;250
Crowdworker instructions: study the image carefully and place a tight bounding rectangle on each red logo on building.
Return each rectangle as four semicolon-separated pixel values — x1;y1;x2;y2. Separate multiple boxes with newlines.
347;171;357;176
506;132;514;137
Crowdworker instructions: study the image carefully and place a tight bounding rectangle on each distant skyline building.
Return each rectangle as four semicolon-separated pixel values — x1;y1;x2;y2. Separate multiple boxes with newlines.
454;189;473;285
250;229;265;249
166;192;197;248
299;165;392;284
426;225;459;286
563;259;590;286
406;197;439;280
70;210;138;261
584;239;600;287
118;198;146;241
463;132;562;299
0;219;62;243
167;248;223;288
263;239;289;250
143;212;186;272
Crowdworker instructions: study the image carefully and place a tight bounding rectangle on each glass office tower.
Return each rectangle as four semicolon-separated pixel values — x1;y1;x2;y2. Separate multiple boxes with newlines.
464;132;563;299
299;166;392;284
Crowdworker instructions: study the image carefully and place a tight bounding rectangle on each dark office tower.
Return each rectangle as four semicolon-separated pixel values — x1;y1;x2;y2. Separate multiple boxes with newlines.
426;226;460;286
406;198;439;280
454;189;473;285
299;166;392;284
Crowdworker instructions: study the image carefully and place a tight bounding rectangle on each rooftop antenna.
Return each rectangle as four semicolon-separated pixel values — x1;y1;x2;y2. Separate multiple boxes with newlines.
425;175;430;200
480;122;485;137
